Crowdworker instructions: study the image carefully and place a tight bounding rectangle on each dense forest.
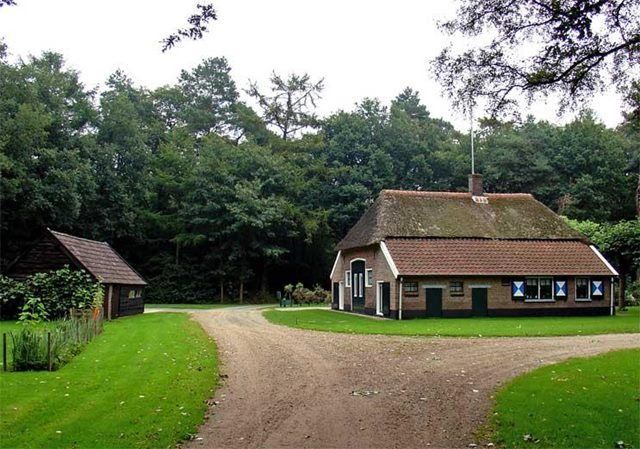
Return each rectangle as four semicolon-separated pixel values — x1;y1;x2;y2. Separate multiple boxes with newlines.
1;44;638;303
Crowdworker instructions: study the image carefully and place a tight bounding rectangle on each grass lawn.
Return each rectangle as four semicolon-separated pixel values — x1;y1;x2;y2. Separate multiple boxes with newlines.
0;313;217;449
263;307;640;337
490;349;640;448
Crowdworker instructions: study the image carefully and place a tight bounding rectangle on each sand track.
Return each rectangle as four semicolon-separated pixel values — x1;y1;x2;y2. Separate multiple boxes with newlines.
186;307;639;449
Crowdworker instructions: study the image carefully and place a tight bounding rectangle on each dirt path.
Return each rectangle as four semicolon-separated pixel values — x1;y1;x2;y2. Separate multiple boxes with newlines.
187;307;640;449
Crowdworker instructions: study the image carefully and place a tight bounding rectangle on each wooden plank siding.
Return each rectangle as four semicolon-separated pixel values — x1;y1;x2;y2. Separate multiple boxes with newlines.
6;234;78;279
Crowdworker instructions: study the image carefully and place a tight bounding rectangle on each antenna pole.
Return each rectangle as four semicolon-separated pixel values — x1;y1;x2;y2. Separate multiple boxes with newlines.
470;103;475;175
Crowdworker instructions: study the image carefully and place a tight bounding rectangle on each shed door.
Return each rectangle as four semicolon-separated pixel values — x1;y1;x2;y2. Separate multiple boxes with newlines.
332;282;340;309
472;288;488;317
351;260;365;312
425;288;443;317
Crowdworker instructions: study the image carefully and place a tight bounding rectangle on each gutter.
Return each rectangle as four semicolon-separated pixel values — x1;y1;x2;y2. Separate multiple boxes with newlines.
610;276;615;316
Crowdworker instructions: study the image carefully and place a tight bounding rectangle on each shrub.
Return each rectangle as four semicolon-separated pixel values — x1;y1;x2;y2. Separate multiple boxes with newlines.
626;281;640;307
288;283;330;305
1;267;101;320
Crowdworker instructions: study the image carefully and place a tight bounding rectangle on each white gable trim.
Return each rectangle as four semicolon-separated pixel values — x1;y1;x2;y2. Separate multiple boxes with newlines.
380;241;399;278
329;251;342;280
590;245;619;276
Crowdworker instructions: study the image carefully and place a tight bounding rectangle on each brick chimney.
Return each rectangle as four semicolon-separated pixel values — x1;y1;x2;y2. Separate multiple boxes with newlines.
469;173;483;196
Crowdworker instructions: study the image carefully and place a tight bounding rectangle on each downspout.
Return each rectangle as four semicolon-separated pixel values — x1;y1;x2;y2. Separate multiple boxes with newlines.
399;277;403;320
610;277;614;316
107;285;113;321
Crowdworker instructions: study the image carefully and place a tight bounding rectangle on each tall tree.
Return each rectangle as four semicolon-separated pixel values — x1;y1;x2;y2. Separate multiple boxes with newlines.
246;72;324;140
432;0;640;115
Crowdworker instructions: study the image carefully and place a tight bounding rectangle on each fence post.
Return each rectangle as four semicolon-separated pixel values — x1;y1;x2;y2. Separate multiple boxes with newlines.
3;333;6;372
47;332;52;372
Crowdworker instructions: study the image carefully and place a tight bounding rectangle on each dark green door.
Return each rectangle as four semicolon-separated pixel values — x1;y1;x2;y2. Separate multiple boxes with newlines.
381;282;390;317
332;282;339;309
425;288;443;317
351;260;365;312
472;288;488;316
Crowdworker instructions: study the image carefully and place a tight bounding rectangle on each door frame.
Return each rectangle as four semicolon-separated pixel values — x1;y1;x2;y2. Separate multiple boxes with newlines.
376;281;384;316
350;258;366;311
339;281;344;310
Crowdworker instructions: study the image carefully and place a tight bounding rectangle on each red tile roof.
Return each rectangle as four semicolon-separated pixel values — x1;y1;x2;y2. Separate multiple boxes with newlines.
385;238;615;276
50;230;147;285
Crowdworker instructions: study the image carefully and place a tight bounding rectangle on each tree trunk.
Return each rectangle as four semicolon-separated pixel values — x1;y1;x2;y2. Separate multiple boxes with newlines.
219;279;224;303
239;280;244;304
175;242;180;265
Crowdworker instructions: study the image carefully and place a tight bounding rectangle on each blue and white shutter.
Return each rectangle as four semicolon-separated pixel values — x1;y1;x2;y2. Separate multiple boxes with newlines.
512;280;525;299
591;280;604;298
554;280;567;298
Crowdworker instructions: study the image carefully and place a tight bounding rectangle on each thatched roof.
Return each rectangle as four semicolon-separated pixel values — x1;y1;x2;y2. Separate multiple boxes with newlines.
336;190;584;250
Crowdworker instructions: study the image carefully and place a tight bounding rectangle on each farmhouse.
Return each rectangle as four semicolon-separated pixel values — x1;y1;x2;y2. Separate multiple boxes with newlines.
7;229;146;319
330;175;618;318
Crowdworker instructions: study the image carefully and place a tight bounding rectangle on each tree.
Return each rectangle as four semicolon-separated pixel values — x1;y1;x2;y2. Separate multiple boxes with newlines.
246;72;324;140
161;3;217;52
567;218;640;307
432;0;640;115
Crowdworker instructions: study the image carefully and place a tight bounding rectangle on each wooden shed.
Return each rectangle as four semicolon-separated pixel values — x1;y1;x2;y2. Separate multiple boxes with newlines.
6;229;147;319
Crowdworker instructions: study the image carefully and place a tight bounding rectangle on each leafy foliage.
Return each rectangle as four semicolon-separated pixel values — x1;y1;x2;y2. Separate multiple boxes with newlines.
432;0;640;116
1;267;101;320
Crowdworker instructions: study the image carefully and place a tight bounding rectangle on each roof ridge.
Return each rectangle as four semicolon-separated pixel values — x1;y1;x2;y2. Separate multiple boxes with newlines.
381;189;533;198
48;228;108;245
385;236;585;242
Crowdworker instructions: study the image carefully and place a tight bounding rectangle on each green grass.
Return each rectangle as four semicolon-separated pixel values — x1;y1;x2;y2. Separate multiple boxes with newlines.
263;307;640;337
144;303;240;309
490;349;640;448
0;313;218;449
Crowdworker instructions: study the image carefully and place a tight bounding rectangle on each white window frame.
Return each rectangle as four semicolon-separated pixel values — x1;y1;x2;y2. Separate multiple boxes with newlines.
345;270;351;288
365;269;373;287
575;277;591;302
524;276;555;303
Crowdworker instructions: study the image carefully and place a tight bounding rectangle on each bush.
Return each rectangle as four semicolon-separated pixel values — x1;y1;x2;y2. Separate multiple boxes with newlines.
0;267;101;320
10;315;104;371
288;283;330;305
626;281;640;307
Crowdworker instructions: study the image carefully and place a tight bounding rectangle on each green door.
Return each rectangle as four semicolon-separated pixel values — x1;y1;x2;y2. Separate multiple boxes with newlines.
472;288;488;316
425;288;443;317
381;282;391;317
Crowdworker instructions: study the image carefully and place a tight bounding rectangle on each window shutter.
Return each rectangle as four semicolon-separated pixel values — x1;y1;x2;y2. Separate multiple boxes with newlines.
554;279;567;299
591;280;604;298
511;280;525;300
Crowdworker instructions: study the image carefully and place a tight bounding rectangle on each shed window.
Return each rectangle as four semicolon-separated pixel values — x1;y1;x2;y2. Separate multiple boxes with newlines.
365;269;373;287
576;278;590;300
525;278;539;299
403;282;418;296
449;281;464;296
345;271;351;287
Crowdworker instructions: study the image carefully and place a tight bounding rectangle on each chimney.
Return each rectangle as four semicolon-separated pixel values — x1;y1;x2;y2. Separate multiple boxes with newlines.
469;173;483;196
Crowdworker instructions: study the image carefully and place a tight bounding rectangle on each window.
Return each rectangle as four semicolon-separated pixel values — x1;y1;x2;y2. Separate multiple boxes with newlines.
524;277;555;301
539;278;552;300
365;269;373;287
576;278;590;300
525;278;538;299
345;271;351;287
403;282;418;296
449;281;464;296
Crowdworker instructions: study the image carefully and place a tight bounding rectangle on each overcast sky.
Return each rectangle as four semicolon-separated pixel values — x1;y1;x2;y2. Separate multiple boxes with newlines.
0;0;625;130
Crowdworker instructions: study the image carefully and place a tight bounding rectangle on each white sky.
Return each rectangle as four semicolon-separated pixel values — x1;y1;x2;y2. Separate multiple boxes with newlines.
0;0;625;130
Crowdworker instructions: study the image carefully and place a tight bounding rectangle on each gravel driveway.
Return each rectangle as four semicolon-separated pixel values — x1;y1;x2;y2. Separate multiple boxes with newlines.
187;306;640;449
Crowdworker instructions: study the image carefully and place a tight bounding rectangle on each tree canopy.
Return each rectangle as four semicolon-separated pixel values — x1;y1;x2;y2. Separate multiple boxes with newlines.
0;46;637;302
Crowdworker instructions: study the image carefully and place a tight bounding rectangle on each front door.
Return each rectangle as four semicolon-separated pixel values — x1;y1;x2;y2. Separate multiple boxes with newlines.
425;288;443;317
381;282;391;317
472;288;488;316
332;282;339;309
351;260;365;312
